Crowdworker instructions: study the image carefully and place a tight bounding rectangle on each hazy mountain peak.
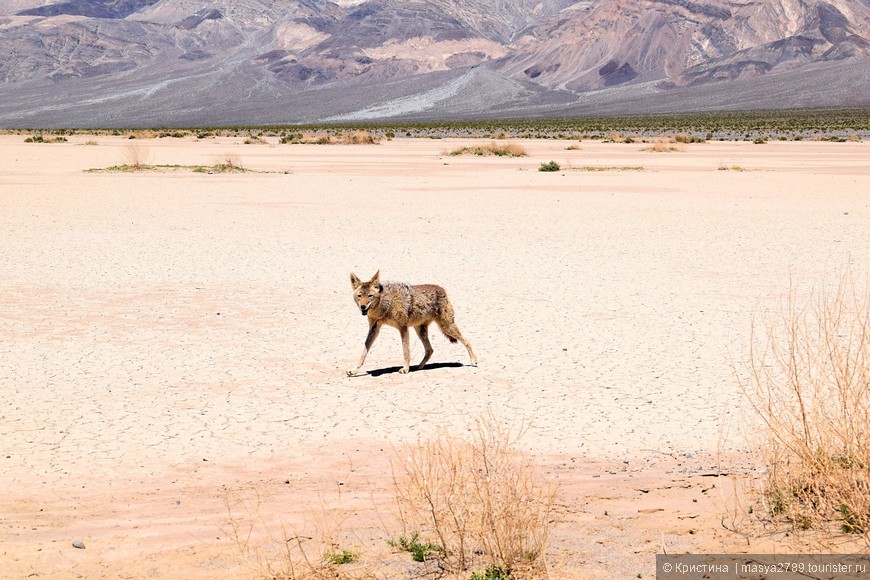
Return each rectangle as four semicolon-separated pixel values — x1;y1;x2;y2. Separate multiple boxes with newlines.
1;0;868;126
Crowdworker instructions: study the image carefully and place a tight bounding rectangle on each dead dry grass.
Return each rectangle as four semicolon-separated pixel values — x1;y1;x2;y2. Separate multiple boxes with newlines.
122;143;151;169
742;269;870;546
391;416;557;577
223;490;379;580
221;415;558;579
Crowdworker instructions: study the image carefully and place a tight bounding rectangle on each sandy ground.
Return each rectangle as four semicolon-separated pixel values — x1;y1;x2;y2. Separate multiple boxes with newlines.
1;135;869;578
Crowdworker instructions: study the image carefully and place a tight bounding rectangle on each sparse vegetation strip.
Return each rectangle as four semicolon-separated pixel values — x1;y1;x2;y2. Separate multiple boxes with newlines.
7;106;868;141
568;165;644;172
87;163;253;174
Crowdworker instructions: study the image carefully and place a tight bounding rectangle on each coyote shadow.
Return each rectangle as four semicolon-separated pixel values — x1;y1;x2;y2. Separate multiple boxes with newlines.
365;362;466;377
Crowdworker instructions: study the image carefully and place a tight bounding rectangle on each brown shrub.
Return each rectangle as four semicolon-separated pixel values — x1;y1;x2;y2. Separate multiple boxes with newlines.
743;269;870;545
391;415;556;575
447;141;528;157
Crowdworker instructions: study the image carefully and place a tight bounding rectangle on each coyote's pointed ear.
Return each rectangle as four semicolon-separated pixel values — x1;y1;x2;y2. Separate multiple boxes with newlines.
370;270;380;287
350;272;361;288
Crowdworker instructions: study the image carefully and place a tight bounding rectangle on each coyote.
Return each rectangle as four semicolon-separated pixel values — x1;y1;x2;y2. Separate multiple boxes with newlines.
347;271;477;375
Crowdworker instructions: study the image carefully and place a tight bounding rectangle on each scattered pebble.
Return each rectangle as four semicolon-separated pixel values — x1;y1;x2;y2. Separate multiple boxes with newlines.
72;541;85;549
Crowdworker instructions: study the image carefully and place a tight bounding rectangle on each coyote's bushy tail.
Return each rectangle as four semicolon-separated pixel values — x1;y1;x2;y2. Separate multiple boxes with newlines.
438;299;460;343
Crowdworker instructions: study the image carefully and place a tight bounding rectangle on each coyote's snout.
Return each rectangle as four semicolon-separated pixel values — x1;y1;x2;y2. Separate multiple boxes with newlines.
347;270;478;375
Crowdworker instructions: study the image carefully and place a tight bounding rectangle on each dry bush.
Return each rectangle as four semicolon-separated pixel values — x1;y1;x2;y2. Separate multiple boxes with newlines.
127;130;159;139
743;269;870;544
640;139;685;152
341;131;379;144
302;133;335;145
447;141;527;157
602;133;635;143
223;491;376;580
212;152;245;172
674;132;704;143
496;141;528;157
391;416;557;576
122;143;151;170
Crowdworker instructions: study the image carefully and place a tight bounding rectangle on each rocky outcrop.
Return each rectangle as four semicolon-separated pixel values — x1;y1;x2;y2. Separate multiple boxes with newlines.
17;0;160;18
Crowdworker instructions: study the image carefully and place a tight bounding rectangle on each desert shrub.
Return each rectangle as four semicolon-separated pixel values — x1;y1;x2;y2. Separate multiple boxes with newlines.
24;134;67;143
674;132;704;143
323;549;359;565
387;532;442;562
470;563;511;579
640;139;684;152
538;161;561;172
207;153;247;173
743;270;870;545
222;491;371;580
122;143;151;170
448;142;527;157
280;133;303;144
341;131;378;144
281;132;335;144
391;417;556;575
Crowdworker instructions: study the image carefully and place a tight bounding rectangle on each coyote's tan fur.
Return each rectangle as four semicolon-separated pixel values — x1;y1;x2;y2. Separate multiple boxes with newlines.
347;271;477;375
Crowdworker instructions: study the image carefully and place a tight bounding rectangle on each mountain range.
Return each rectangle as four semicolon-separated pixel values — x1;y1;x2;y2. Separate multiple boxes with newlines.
1;0;869;127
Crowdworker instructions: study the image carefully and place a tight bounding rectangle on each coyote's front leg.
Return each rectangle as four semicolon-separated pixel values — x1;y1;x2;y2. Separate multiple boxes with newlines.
399;326;411;374
347;320;381;376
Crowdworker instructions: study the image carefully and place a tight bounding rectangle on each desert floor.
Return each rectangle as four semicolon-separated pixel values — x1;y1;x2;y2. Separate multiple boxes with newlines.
1;135;868;578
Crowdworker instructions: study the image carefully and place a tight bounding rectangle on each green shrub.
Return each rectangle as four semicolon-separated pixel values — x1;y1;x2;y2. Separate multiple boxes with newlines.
388;532;443;562
323;549;358;565
470;564;511;579
538;161;561;172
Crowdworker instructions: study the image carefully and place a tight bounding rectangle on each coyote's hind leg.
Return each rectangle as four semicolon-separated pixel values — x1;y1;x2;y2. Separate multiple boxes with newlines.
416;324;434;370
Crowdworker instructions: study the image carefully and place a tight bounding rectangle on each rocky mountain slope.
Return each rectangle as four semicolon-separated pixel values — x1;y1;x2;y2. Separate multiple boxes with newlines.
1;0;868;126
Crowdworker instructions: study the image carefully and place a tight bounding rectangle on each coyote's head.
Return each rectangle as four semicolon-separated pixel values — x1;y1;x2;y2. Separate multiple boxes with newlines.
350;270;381;316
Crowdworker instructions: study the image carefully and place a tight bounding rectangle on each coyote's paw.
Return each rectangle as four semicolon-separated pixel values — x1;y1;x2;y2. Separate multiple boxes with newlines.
346;368;358;377
399;367;410;374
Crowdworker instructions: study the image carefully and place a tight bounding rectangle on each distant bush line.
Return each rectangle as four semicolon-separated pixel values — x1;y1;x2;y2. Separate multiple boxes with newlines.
7;107;869;141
